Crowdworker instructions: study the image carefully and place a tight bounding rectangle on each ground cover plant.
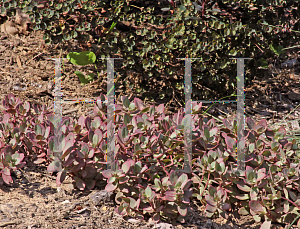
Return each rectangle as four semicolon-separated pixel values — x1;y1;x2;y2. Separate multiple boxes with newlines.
0;1;300;228
1;93;300;229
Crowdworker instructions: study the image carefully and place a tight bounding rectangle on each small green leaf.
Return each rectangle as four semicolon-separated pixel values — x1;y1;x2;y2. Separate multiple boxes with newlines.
67;51;96;66
74;71;93;84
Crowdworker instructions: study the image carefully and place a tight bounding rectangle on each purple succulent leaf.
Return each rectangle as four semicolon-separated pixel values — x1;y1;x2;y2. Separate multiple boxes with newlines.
84;116;91;131
178;204;188;216
134;97;144;110
220;202;231;211
260;220;271;229
62;140;74;159
246;117;256;130
249;200;267;215
119;177;129;184
183;189;193;203
1;167;13;184
153;213;160;222
165;191;177;201
205;194;217;206
105;182;117;192
56;170;67;186
181;180;192;191
224;135;236;151
122;159;135;174
236;181;252;192
156;104;164;114
205;203;218;213
176;173;188;188
102;169;113;178
255;119;267;133
85;179;96;190
265;129;274;141
47;160;62;172
170;170;179;186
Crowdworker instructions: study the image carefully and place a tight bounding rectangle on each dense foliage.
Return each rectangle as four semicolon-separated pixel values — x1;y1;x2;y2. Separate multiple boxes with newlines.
1;0;299;101
1;94;300;228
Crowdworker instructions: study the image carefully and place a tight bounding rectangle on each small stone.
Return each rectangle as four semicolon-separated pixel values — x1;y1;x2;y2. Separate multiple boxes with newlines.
89;190;113;205
127;218;142;224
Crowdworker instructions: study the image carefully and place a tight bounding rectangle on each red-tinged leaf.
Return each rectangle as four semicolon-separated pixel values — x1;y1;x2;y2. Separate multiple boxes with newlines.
170;170;178;186
256;172;266;182
7;108;16;115
236;181;252;192
178;204;187;216
47;160;62;172
134;97;144;110
62;140;74;159
165;191;176;201
122;159;134;173
142;205;153;213
249;200;266;214
1;167;13;184
260;220;271;229
220;202;231;210
246;117;256;130
156;104;164;113
74;177;85;190
34;158;46;164
119;177;129;184
225;135;236;150
102;169;113;178
105;183;117;192
206;204;217;213
116;204;129;216
56;171;67;185
265;129;274;141
209;127;218;137
85;116;91;130
205;195;217;206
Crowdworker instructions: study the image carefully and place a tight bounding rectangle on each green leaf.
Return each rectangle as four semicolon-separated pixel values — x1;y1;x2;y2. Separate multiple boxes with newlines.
67;51;96;66
74;71;93;84
269;44;285;56
259;58;268;68
122;97;130;108
145;186;152;198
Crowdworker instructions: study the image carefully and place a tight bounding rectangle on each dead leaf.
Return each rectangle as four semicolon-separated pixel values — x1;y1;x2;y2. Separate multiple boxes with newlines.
16;55;23;69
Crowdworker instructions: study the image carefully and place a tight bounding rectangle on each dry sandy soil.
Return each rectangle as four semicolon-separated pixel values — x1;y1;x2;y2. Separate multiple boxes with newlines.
0;20;300;229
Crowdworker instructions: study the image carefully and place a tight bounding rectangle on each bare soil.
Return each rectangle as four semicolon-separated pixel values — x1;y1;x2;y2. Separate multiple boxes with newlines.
0;26;300;229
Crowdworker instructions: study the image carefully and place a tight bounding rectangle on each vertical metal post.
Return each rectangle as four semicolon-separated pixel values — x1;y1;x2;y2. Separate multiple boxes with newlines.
230;58;252;173
177;58;200;173
98;58;122;170
46;58;66;159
